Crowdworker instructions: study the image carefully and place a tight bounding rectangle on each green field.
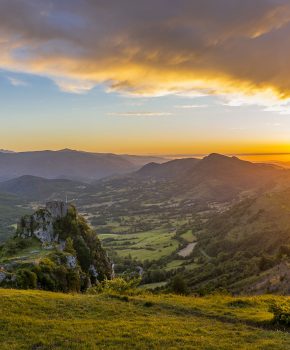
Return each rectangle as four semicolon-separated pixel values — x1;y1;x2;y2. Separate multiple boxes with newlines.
164;259;187;271
180;230;196;242
99;228;180;261
1;289;290;349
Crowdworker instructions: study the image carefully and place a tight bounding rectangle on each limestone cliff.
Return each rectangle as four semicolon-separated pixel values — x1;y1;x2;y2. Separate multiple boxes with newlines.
0;201;113;292
17;202;69;245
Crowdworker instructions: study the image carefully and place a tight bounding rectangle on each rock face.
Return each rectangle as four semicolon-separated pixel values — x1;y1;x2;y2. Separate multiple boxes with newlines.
1;201;113;291
66;255;77;269
0;271;6;283
17;201;69;244
46;201;69;218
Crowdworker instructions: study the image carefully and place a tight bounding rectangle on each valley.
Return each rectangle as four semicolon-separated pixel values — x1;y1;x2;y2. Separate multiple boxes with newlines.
3;2;290;347
1;153;290;294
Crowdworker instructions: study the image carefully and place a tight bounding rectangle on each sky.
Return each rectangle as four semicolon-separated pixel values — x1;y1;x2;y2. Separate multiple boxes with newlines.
1;0;290;155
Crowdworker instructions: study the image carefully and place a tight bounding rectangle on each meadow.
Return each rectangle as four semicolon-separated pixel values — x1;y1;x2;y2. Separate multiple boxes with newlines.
1;289;290;349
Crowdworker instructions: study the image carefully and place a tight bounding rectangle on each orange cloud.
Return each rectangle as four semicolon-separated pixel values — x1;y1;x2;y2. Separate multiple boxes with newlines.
1;0;290;105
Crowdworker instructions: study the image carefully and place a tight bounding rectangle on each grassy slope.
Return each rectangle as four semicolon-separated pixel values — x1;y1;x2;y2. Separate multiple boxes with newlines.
0;193;31;242
1;289;290;349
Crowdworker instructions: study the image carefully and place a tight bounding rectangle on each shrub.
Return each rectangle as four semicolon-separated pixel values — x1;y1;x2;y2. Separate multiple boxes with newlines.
170;275;188;295
87;277;141;295
228;299;254;308
16;269;37;289
64;237;76;255
143;301;154;307
270;302;290;326
2;237;32;256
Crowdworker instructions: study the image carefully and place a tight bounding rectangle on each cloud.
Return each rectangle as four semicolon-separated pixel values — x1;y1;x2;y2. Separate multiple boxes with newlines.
53;77;95;94
174;104;208;109
1;0;290;106
108;111;172;117
264;104;290;115
220;91;290;114
7;76;28;87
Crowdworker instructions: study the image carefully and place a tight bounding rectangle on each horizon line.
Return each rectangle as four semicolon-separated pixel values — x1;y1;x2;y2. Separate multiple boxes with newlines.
2;148;290;158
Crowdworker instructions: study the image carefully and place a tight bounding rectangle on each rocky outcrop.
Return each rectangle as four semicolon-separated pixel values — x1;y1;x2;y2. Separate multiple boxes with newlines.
66;255;77;269
46;201;69;219
17;201;69;245
1;201;113;292
0;271;6;283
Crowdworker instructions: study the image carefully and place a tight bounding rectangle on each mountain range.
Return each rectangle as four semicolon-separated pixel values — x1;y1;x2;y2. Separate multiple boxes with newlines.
0;153;285;205
0;149;165;182
135;153;285;202
0;175;92;201
1;152;290;294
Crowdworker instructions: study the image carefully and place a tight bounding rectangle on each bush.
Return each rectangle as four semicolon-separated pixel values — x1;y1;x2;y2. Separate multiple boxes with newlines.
170;275;188;295
16;269;37;289
270;302;290;326
259;255;275;271
87;277;141;295
2;237;32;256
228;299;254;308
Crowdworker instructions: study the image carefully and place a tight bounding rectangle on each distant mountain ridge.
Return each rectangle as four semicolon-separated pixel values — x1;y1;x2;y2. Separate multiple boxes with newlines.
0;149;165;182
0;149;15;153
137;153;280;179
136;158;200;179
0;175;92;200
136;153;283;202
0;153;283;204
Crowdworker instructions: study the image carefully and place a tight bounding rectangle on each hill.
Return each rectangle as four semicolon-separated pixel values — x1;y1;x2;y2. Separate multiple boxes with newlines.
0;193;31;242
0;149;165;182
0;175;94;200
0;154;289;294
0;201;112;292
136;153;283;202
184;186;290;294
0;289;290;349
136;158;200;179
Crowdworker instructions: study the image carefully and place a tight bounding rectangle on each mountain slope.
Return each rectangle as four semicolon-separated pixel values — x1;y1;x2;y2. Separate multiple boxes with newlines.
0;193;31;242
136;158;200;179
135;153;284;203
0;149;165;182
0;175;92;200
185;186;290;294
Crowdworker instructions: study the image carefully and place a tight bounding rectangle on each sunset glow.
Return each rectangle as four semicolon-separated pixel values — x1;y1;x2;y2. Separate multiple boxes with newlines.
1;0;290;155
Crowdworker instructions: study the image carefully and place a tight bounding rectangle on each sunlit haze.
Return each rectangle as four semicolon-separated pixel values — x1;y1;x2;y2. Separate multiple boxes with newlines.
1;1;290;156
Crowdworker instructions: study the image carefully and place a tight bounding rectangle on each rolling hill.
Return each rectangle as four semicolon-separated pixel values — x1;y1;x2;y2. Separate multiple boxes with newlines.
1;289;290;349
0;153;290;294
0;175;93;200
136;157;200;179
0;149;165;182
184;185;290;294
135;153;284;202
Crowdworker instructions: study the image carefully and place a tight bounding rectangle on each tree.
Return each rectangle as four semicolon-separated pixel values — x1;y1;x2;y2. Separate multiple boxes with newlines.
73;236;91;272
64;237;76;255
16;269;37;289
170;275;188;295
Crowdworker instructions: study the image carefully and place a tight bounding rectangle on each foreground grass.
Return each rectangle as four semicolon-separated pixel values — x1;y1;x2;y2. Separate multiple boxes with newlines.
1;289;290;349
